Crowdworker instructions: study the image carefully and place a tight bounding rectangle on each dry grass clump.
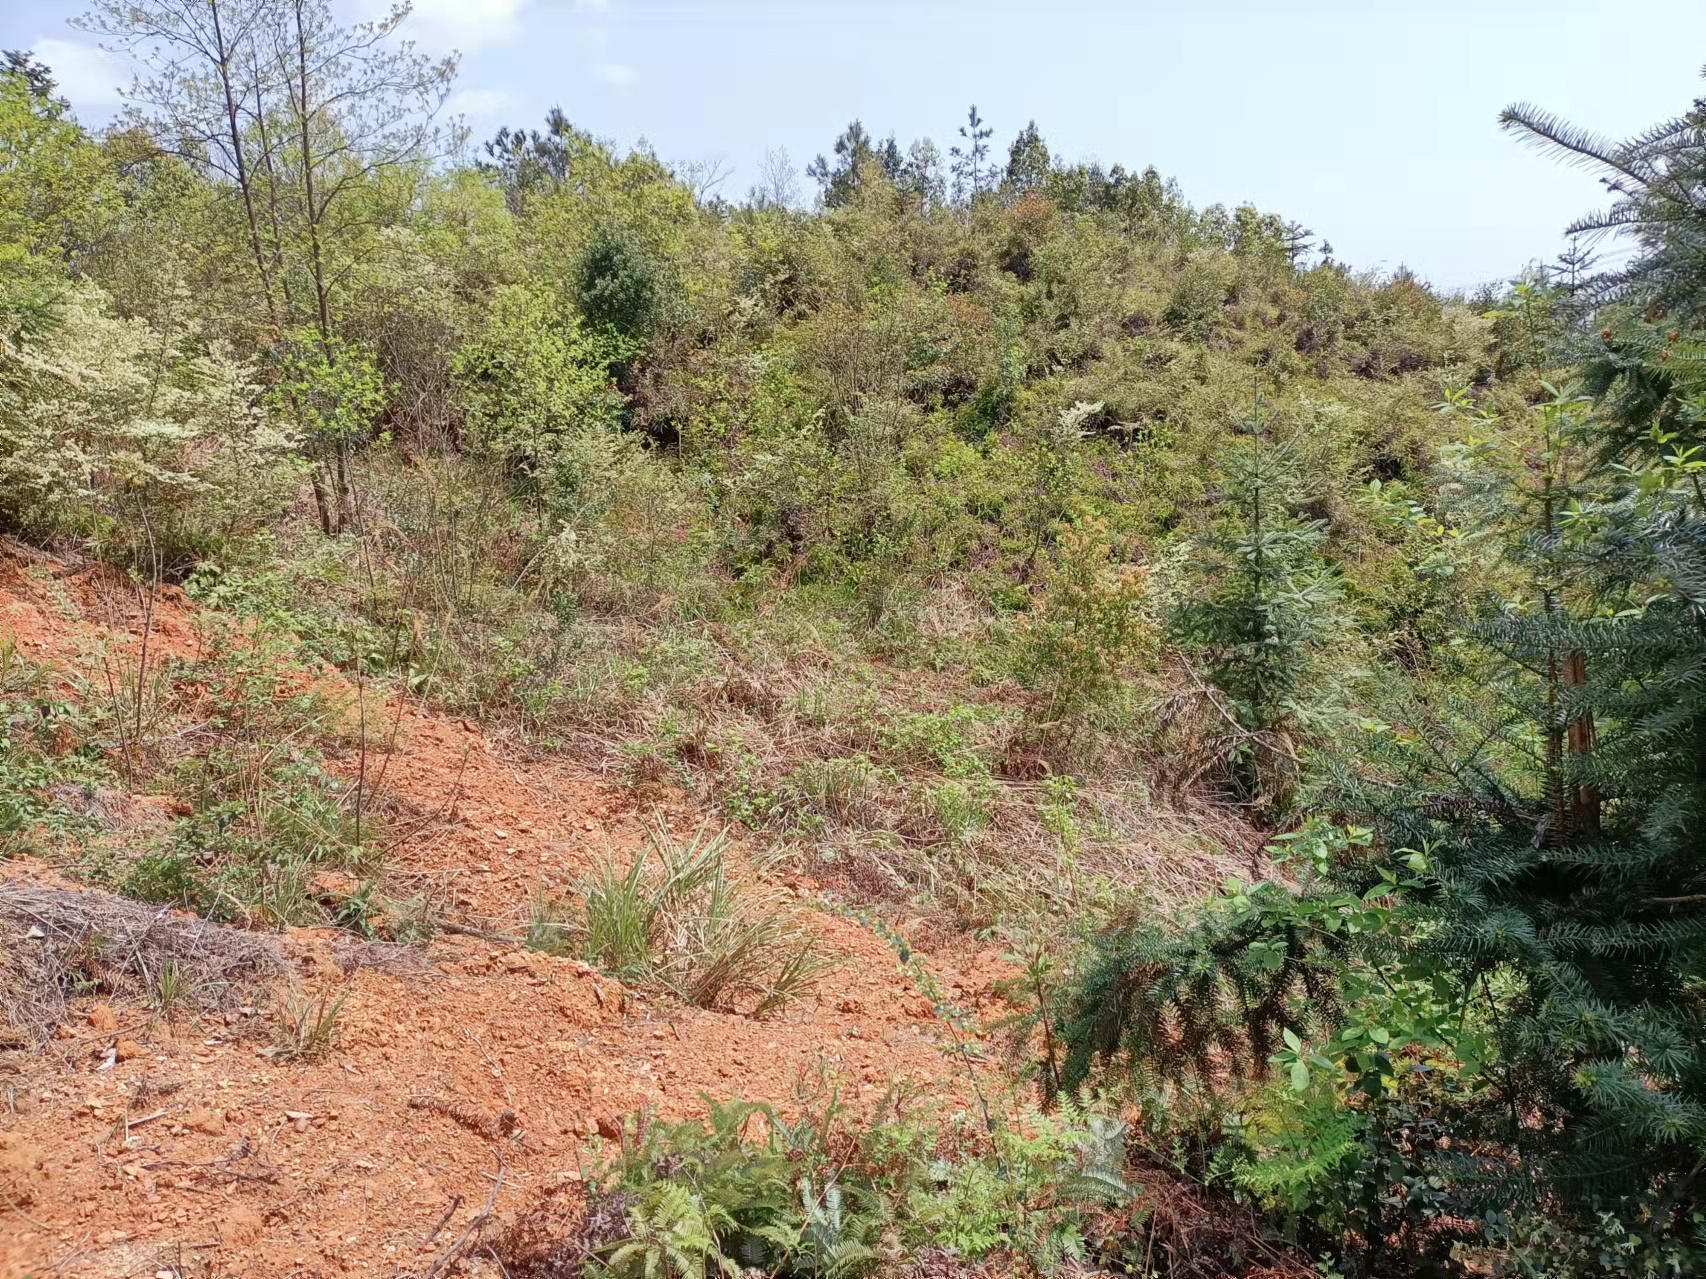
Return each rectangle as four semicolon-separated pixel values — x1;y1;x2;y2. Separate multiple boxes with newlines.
565;818;833;1017
0;880;286;1044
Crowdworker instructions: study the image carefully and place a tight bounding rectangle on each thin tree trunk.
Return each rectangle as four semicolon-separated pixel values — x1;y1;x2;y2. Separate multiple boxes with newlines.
292;0;334;346
287;0;346;533
249;48;298;323
1563;648;1600;837
309;468;336;536
210;0;278;329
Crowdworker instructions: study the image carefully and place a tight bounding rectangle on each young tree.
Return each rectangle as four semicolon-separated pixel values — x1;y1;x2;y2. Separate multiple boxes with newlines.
897;138;946;213
806;120;900;208
81;0;455;346
747;145;799;210
949;103;992;204
480;107;597;211
81;0;455;532
1169;401;1342;811
79;0;281;324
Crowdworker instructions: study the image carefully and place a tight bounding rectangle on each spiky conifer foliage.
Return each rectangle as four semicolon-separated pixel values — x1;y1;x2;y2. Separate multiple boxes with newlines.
1168;401;1343;811
1055;880;1344;1093
1501;77;1706;320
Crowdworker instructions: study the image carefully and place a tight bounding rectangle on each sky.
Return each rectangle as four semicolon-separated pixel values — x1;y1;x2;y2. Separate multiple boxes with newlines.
6;0;1704;292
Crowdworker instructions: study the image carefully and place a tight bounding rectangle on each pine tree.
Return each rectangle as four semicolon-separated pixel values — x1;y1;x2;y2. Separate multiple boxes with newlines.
949;104;993;205
806;120;902;207
1335;380;1706;1226
1169;401;1342;811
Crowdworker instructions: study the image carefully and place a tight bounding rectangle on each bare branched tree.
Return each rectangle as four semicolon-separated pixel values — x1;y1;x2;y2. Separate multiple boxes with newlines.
748;145;799;210
676;154;733;204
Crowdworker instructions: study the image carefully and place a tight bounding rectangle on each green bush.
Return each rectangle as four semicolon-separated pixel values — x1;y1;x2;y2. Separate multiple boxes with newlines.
452;283;625;484
576;226;665;342
502;1093;1134;1279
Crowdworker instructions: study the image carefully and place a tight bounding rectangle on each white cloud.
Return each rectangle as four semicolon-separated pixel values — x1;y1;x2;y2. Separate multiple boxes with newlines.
32;38;126;109
596;61;635;88
572;0;610;11
399;0;529;52
446;86;516;120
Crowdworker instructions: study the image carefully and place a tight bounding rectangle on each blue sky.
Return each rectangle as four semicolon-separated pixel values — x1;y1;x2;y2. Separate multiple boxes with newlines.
7;0;1704;291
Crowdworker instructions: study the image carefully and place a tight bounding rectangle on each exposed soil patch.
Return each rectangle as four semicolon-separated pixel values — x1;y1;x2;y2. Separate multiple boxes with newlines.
0;559;1011;1278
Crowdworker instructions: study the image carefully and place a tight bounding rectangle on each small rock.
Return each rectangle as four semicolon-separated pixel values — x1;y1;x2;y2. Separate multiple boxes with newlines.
87;1004;118;1032
185;1108;226;1136
114;1038;147;1062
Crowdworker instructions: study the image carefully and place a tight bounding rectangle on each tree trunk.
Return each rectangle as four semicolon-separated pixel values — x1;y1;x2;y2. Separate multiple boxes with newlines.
209;0;278;330
292;0;334;346
1563;648;1600;838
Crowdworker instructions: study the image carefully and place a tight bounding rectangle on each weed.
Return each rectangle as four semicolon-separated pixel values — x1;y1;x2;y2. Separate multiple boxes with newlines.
525;890;576;956
581;851;660;979
786;755;886;826
880;706;992;778
146;956;195;1017
331;880;385;937
121;848;209;911
274;987;348;1060
573;818;832;1016
0;643;114;852
503;1090;1134;1279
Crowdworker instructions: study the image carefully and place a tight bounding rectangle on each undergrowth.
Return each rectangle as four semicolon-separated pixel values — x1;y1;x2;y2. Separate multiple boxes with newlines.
498;1089;1141;1279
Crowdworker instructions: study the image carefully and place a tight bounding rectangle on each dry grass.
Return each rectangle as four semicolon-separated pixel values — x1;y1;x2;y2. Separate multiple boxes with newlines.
0;880;286;1045
538;614;1269;930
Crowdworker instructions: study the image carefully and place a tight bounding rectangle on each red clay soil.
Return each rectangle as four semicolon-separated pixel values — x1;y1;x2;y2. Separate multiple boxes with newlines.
0;553;1015;1278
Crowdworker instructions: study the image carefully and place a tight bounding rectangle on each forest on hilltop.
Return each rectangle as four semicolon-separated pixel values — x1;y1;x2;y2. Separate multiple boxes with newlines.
4;4;1706;1276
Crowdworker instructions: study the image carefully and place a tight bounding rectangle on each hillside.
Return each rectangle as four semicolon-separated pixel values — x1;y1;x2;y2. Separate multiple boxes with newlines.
8;18;1706;1279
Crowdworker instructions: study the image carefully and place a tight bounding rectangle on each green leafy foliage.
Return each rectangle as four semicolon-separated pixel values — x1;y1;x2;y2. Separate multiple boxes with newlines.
516;1091;1136;1279
452;282;625;484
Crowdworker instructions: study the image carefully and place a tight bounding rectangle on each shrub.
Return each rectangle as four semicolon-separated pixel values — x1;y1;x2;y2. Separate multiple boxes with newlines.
1013;517;1147;732
576;226;664;342
266;328;385;537
102;618;380;929
0;284;302;571
453;283;625;485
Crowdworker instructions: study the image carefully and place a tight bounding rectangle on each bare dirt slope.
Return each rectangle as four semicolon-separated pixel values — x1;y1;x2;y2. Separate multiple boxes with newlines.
0;554;1009;1278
